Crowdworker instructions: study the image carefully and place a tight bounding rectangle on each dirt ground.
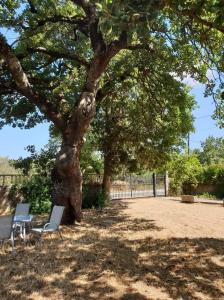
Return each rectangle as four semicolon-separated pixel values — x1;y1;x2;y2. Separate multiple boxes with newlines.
0;197;224;300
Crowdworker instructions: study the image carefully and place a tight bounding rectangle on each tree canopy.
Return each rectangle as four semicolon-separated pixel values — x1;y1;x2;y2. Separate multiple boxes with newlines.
1;0;224;223
194;136;224;165
0;0;224;130
92;49;195;175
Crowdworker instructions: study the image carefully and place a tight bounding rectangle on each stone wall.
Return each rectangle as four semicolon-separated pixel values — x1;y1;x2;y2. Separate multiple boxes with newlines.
183;183;224;197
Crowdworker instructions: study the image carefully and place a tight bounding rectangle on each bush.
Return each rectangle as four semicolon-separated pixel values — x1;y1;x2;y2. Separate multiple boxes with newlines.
9;175;52;214
197;193;218;200
10;176;107;214
197;164;224;185
167;153;203;195
82;184;106;209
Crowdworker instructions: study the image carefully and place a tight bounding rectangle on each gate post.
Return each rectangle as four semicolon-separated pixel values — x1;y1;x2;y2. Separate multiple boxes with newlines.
130;175;132;198
164;171;169;196
153;173;157;197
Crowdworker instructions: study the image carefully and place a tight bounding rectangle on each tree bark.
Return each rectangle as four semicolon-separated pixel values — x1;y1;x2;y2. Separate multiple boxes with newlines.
51;89;97;224
51;143;83;224
102;154;112;200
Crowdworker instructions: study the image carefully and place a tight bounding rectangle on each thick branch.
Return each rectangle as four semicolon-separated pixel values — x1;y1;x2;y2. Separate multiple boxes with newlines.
0;35;65;130
174;7;224;34
27;47;89;67
27;0;37;14
72;0;106;53
28;15;89;37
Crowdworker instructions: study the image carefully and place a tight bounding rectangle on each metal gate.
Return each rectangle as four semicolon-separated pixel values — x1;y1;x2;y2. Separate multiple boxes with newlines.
110;173;167;199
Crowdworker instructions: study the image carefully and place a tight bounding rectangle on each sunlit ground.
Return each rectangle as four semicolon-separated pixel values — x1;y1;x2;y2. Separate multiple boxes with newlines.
0;197;224;300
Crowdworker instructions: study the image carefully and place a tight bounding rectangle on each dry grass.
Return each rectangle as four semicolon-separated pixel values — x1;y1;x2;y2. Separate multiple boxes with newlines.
0;197;224;300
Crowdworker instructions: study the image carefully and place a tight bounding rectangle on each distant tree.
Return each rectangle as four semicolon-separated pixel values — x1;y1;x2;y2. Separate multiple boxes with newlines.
194;136;224;165
92;50;195;196
0;156;18;174
1;1;224;223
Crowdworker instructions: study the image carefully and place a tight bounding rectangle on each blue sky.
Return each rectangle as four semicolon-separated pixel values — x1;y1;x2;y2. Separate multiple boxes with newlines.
0;28;223;159
190;85;224;150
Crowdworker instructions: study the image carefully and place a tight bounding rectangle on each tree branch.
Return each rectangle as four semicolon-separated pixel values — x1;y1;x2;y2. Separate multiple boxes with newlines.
176;8;224;34
30;15;89;36
71;0;106;53
27;0;38;14
0;35;65;131
125;43;154;51
27;47;90;67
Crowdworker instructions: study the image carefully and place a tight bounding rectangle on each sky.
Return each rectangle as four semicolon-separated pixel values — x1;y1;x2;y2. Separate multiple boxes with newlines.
0;28;224;159
190;84;224;150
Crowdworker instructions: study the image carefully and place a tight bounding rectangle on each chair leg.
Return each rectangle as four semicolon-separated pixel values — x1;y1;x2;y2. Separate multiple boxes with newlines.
1;240;5;253
58;229;63;240
11;232;16;256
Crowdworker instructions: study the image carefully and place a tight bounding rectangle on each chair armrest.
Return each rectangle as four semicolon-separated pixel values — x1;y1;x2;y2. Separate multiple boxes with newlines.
43;222;58;230
43;223;51;230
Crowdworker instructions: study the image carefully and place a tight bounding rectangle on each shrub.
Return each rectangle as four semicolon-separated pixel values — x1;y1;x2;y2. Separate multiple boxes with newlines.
197;193;218;200
82;184;106;209
9;175;52;214
10;176;107;213
167;153;203;195
197;164;224;185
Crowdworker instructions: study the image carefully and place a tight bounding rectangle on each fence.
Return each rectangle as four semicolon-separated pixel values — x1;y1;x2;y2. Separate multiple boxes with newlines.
0;172;168;199
110;173;168;199
0;174;25;186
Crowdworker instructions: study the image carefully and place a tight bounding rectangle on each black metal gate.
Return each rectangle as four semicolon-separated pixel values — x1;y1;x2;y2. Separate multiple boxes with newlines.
110;173;167;199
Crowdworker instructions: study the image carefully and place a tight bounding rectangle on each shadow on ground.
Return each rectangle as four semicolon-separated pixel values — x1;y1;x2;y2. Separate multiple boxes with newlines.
0;200;224;300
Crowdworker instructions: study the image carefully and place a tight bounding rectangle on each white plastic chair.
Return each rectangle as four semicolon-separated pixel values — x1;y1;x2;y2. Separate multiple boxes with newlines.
0;215;15;255
31;206;65;240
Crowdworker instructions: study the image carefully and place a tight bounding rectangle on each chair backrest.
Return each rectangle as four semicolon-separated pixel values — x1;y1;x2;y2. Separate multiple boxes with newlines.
0;215;13;240
49;206;64;229
15;203;30;216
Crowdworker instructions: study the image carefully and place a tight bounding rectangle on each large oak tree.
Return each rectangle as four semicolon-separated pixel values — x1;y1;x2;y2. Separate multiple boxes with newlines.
0;0;224;223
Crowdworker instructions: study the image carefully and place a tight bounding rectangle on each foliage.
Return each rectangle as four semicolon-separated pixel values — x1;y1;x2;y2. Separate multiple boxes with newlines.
197;193;218;200
0;156;19;174
197;164;224;185
167;153;203;194
82;185;106;209
0;0;223;130
93;49;195;175
193;136;224;165
10;175;106;213
12;139;60;176
167;151;224;196
80;131;103;174
12;134;103;176
9;175;52;214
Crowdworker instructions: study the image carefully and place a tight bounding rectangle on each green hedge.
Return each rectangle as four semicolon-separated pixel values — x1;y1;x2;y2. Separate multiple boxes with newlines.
9;175;106;214
9;175;52;214
197;165;224;185
167;153;224;196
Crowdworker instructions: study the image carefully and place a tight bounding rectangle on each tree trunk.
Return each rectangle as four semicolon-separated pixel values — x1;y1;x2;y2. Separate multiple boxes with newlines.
51;143;83;224
51;90;97;224
102;154;112;200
